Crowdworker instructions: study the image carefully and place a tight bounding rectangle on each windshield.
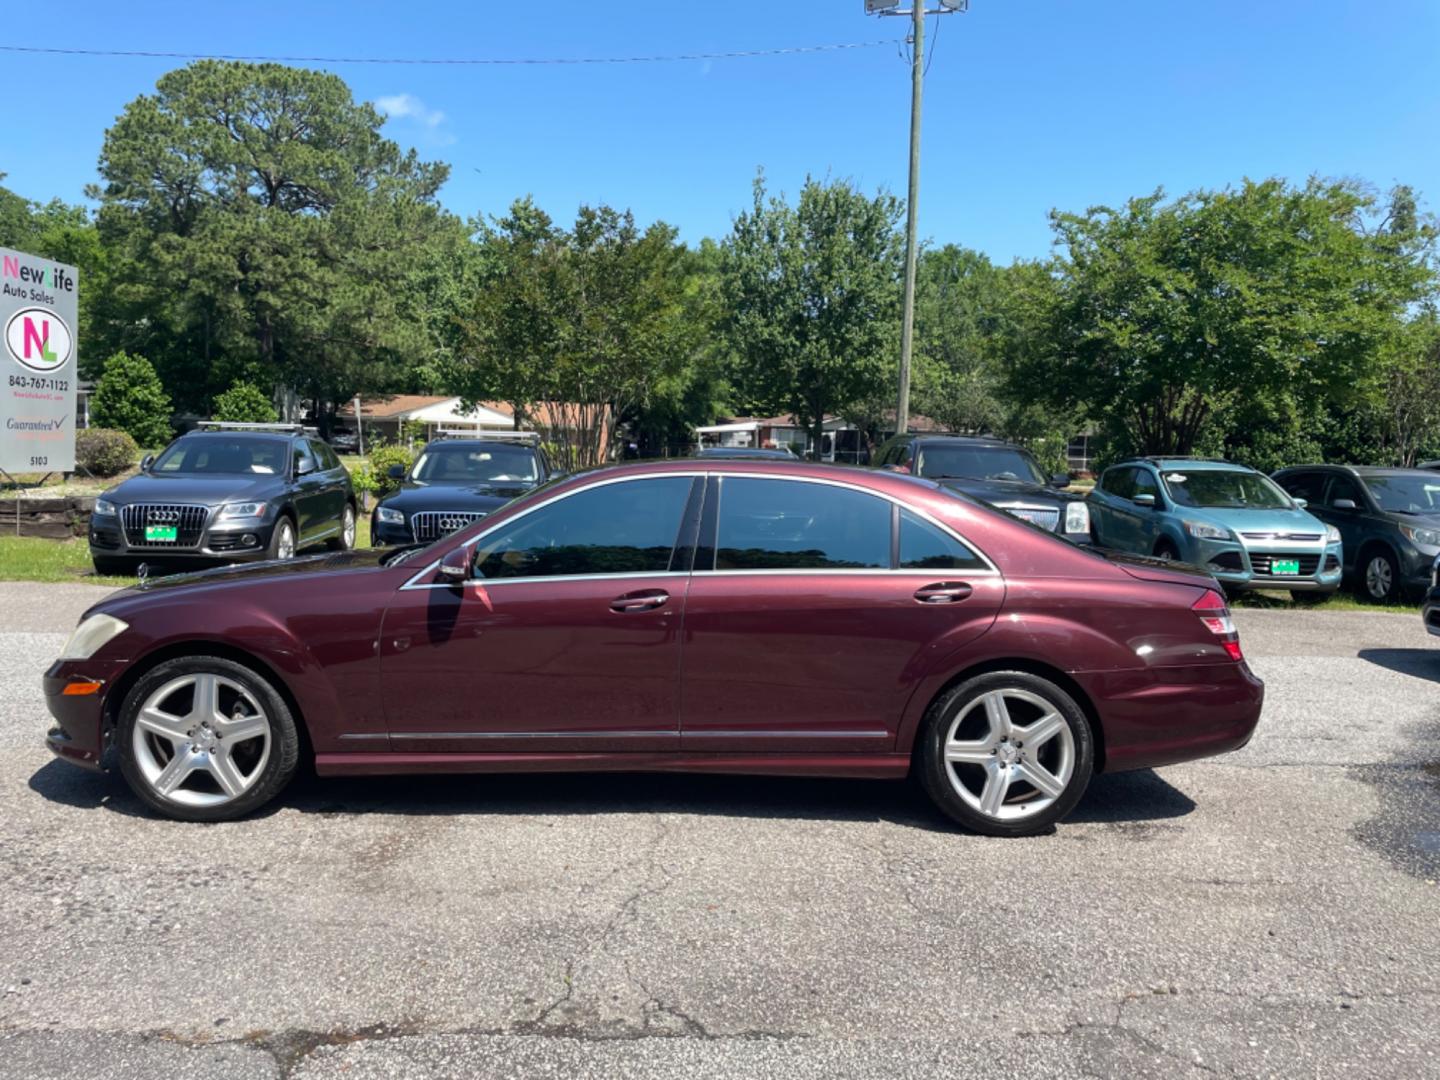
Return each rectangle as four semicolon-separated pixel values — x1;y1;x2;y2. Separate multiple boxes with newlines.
410;444;539;484
914;445;1046;485
1162;469;1292;509
152;436;288;475
1363;474;1440;514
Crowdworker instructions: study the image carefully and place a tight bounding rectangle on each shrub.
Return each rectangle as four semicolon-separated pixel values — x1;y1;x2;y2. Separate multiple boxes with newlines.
368;443;414;498
212;381;278;424
75;428;140;478
90;351;173;448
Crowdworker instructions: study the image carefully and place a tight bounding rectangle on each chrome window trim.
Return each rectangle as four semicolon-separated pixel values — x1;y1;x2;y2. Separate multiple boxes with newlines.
399;469;998;590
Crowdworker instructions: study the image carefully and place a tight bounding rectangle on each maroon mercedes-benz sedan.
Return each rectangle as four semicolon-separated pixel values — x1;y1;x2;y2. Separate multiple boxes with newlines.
43;460;1263;836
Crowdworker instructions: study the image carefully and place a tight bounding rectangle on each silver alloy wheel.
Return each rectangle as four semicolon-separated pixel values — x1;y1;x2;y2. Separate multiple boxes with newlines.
941;688;1076;822
131;673;271;808
341;506;356;548
276;520;296;559
1365;555;1393;599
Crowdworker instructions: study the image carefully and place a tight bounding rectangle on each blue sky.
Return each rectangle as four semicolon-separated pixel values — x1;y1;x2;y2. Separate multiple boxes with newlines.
3;0;1437;262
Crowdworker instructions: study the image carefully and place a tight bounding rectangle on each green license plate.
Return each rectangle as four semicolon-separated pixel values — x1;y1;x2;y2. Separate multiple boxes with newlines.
1270;558;1300;576
144;524;178;542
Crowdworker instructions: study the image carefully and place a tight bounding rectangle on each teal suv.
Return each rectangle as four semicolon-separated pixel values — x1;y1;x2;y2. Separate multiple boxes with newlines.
1088;458;1342;598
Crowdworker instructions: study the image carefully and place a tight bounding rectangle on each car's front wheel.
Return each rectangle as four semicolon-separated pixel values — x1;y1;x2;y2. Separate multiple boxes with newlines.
1358;548;1399;603
918;671;1094;837
116;656;300;822
327;504;356;551
268;516;297;561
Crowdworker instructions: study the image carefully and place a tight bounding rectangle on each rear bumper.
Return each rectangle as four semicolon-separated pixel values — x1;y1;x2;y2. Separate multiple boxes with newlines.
1075;661;1265;773
42;659;124;770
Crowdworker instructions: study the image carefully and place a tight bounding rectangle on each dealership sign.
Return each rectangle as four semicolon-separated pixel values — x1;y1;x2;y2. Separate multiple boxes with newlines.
1;247;78;474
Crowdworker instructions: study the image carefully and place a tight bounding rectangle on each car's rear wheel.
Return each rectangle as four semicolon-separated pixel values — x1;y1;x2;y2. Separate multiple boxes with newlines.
268;516;296;561
327;504;356;551
117;656;300;822
918;671;1094;837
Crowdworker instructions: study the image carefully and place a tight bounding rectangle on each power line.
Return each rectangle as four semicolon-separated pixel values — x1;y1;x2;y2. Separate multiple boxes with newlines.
0;39;900;67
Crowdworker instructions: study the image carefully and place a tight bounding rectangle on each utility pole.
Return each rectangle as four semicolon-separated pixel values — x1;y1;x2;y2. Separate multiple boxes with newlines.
867;1;965;437
896;0;924;437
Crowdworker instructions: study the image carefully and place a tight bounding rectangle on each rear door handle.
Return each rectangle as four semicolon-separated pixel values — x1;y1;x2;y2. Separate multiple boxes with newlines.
913;582;973;604
610;589;669;613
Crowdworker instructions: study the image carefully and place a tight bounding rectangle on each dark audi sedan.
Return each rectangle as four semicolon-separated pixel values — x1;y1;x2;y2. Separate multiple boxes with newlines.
89;423;356;574
45;461;1263;836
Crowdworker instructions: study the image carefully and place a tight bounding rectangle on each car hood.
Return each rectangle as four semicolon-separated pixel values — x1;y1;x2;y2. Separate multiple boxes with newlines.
1182;504;1329;538
102;472;282;506
379;481;534;513
932;476;1080;506
99;547;397;603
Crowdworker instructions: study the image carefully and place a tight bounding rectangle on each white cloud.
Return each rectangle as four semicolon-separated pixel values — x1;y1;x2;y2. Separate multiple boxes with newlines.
376;93;447;129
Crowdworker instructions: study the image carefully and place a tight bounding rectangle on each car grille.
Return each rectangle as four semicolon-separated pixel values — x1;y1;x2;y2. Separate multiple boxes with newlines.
1250;552;1322;576
1000;505;1060;532
1241;531;1324;542
411;510;487;544
120;504;209;548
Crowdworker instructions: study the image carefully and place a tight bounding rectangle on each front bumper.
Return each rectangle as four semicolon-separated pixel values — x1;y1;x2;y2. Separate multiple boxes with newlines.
89;514;279;562
1423;585;1440;637
1189;537;1342;593
43;659;125;771
370;515;415;546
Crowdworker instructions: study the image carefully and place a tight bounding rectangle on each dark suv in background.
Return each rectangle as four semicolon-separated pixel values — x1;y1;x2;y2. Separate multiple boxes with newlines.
88;423;356;574
371;433;558;546
1273;464;1440;601
872;433;1090;543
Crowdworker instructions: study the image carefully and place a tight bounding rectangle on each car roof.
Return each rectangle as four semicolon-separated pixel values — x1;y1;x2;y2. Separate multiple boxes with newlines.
1276;464;1432;477
178;429;294;442
1124;458;1252;472
423;439;538;449
900;434;1022;450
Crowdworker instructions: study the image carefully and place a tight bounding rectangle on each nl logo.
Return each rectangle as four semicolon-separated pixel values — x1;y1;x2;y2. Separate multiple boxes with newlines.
5;307;74;373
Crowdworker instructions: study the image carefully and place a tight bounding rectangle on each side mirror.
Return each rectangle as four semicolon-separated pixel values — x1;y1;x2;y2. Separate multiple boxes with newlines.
1292;498;1309;509
388;464;406;480
139;453;155;472
1133;494;1157;508
1050;473;1071;489
437;546;470;583
1332;498;1357;511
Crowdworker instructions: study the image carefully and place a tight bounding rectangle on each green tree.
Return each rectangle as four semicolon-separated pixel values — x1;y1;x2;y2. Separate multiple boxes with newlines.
94;60;458;416
453;199;698;469
212;381;279;423
90;351;174;448
1016;178;1436;458
719;174;903;458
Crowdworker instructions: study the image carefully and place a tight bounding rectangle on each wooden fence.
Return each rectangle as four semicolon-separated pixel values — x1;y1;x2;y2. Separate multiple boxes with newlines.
0;496;96;540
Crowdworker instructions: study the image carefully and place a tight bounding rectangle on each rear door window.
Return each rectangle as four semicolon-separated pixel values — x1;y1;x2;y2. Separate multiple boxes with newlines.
1101;467;1135;499
898;510;986;571
711;478;890;571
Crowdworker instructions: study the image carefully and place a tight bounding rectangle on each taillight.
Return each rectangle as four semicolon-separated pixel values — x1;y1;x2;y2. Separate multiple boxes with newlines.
1192;589;1243;660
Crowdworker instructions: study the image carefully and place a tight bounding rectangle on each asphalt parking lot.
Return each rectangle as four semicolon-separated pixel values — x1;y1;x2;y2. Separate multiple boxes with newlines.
1;582;1438;1079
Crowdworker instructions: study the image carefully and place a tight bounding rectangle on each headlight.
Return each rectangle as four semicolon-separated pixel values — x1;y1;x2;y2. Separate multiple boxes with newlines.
1184;519;1233;541
376;506;405;524
1064;500;1090;534
218;502;266;520
59;614;129;660
1326;525;1341;544
93;499;117;517
1401;524;1440;548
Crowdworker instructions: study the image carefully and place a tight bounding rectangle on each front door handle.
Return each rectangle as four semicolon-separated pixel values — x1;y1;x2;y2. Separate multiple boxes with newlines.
913;582;973;604
610;589;669;613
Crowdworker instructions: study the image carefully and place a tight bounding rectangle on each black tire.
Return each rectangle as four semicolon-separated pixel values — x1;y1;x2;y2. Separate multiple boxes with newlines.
116;656;301;822
918;671;1095;838
1153;539;1180;562
91;555;136;578
1355;546;1399;603
268;515;297;561
327;503;357;552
